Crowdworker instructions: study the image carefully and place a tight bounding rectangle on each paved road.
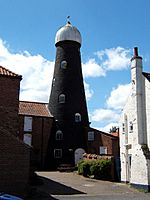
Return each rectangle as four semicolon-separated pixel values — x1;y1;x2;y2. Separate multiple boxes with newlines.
52;194;150;200
29;172;150;200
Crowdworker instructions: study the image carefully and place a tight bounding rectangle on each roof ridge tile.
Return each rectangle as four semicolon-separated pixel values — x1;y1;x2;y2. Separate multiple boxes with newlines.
0;65;22;78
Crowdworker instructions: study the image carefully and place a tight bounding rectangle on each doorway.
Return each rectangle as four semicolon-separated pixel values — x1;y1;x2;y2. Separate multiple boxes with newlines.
74;148;85;165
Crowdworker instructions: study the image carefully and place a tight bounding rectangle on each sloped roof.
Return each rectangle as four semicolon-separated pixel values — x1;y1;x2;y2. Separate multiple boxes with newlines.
143;72;150;82
0;66;22;79
19;101;53;118
89;127;119;139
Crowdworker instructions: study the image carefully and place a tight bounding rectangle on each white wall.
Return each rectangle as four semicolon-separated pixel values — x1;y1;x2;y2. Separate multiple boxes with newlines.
145;79;150;149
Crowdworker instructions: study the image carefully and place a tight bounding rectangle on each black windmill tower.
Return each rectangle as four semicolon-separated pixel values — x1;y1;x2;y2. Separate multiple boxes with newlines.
48;20;89;169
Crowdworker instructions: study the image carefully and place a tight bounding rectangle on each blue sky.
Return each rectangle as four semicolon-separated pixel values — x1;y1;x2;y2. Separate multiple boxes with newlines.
0;0;150;132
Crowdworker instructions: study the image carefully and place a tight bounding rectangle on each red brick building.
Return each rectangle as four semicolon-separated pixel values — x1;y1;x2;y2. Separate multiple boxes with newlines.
0;66;21;136
18;101;53;169
87;128;119;157
0;66;30;196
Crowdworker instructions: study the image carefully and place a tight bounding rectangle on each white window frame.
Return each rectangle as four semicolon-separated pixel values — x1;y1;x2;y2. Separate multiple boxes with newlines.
99;146;107;155
88;131;94;141
75;113;81;122
54;149;62;158
24;116;32;132
56;130;63;140
59;94;65;103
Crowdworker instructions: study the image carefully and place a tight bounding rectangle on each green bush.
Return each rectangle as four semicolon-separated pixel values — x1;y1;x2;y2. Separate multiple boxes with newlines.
78;160;94;177
77;159;112;180
90;159;111;180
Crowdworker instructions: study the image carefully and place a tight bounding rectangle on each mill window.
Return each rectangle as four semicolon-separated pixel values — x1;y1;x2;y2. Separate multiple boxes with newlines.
52;78;55;86
56;130;63;140
60;60;67;69
59;94;65;103
75;113;81;122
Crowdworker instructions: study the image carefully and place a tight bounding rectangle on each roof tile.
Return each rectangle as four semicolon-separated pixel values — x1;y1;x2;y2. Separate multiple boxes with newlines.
0;66;22;78
19;101;53;118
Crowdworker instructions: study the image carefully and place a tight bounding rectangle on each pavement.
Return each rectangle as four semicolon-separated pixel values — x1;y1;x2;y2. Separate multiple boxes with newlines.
28;171;149;200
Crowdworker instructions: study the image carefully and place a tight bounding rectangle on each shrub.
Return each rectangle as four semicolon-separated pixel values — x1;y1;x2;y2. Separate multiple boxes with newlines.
90;159;111;180
78;160;93;177
78;159;112;180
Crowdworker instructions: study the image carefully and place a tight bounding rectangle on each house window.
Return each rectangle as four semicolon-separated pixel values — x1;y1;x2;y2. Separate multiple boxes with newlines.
122;123;125;133
75;113;81;122
24;116;32;132
54;149;62;158
99;146;107;155
59;94;65;103
129;121;133;132
88;131;94;141
56;130;63;140
60;60;67;69
23;133;32;146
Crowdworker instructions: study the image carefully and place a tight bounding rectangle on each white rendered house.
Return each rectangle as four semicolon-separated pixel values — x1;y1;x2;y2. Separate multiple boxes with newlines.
120;47;150;191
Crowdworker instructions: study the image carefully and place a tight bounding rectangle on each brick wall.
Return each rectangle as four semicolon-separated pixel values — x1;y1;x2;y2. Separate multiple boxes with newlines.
0;76;21;136
87;128;119;157
0;128;30;197
19;115;53;169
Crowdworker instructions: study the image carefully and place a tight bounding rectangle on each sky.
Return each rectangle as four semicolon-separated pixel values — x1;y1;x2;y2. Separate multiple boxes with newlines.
0;0;150;132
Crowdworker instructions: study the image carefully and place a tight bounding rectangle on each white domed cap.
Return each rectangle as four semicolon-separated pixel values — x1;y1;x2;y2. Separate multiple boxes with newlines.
55;22;82;45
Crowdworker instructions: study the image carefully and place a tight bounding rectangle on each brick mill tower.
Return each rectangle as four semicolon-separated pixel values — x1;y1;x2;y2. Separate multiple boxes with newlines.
48;21;89;169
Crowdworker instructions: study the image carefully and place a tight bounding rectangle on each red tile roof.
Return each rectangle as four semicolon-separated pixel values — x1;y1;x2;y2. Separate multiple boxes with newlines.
0;66;22;79
19;101;53;118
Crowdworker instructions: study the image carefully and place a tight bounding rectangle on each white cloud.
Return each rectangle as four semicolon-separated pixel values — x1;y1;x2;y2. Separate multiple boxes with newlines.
91;108;120;123
84;81;94;101
82;58;105;78
82;47;131;80
106;83;131;110
96;47;131;71
94;122;119;133
90;83;131;132
0;38;94;103
0;38;54;102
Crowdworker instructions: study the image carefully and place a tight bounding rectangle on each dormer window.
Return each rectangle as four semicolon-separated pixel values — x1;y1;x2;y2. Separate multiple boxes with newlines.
59;94;65;103
56;130;63;140
60;60;67;69
75;113;81;122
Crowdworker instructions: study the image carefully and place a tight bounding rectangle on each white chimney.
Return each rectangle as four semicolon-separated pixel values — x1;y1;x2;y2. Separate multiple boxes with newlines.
131;47;147;145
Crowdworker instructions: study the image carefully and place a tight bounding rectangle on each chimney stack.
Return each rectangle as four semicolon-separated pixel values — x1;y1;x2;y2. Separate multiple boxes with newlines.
134;47;138;56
